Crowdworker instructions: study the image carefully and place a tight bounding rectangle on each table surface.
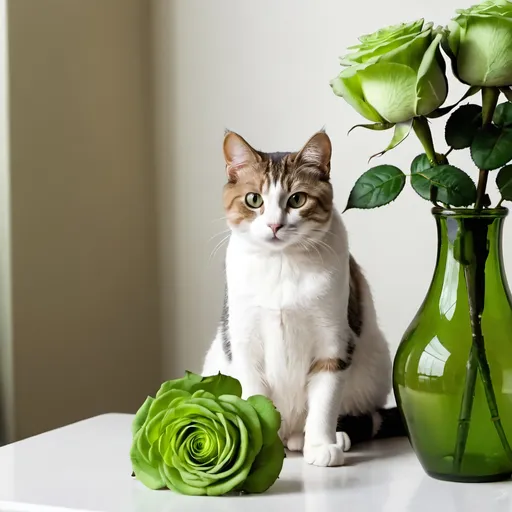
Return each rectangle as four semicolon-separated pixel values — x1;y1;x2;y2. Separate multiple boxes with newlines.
0;413;511;512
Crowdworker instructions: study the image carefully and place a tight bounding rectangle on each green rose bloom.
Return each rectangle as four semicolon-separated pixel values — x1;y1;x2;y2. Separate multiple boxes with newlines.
330;19;448;123
130;371;285;496
444;0;512;87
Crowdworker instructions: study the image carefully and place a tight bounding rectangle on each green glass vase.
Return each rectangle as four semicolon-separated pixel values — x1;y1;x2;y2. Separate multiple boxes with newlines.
393;207;512;482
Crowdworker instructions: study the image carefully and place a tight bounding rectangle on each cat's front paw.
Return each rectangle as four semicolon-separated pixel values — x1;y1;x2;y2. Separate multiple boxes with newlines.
286;432;305;452
303;443;345;467
337;431;351;452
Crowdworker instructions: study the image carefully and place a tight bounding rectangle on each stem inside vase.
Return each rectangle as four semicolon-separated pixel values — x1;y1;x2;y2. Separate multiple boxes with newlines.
453;218;512;472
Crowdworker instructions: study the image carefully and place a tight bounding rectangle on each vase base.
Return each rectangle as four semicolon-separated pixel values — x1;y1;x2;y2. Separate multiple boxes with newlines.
426;470;512;483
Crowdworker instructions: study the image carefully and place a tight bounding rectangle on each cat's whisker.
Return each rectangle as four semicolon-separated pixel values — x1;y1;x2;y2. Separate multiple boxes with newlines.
304;236;340;265
208;229;231;243
315;239;342;264
309;228;344;242
302;238;325;266
210;216;228;225
298;240;316;265
209;234;230;261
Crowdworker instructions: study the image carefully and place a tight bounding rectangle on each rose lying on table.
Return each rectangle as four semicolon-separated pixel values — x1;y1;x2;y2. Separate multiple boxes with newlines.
130;371;285;496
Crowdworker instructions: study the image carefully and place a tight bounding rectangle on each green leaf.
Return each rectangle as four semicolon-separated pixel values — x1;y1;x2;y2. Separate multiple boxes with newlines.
411;165;477;206
445;104;482;149
411;153;433;174
493;102;512;127
345;165;406;210
156;371;242;399
242;437;285;494
132;396;154;436
369;119;413;160
347;122;394;135
427;86;481;118
410;153;438;202
497;165;512;201
471;125;512;170
247;395;282;445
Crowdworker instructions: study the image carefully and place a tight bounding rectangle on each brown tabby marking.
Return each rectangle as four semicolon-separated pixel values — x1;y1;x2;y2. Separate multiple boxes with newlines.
223;167;266;225
348;255;363;337
309;358;346;373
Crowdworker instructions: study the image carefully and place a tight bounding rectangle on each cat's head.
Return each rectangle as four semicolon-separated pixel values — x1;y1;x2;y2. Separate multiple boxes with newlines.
222;130;333;250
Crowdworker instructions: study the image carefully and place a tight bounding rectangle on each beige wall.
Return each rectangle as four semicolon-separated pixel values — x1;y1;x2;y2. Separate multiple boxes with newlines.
153;0;512;409
0;0;13;444
3;0;161;441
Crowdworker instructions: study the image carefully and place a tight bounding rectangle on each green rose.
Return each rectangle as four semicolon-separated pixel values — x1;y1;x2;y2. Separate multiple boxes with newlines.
130;371;285;496
330;19;448;123
443;0;512;87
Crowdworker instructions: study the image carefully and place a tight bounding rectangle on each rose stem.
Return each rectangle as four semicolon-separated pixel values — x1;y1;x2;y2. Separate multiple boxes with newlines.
455;221;512;471
412;117;450;208
453;339;478;472
474;87;499;211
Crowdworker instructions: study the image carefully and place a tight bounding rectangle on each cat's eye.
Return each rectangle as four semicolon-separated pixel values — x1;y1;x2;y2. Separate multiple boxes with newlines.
288;192;307;209
245;193;264;209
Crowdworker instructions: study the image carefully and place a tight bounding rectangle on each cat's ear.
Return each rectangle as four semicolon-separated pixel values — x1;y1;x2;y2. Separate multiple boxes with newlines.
295;131;332;175
223;131;261;181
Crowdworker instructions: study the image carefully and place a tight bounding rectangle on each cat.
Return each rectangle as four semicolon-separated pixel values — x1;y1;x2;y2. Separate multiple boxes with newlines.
202;129;405;467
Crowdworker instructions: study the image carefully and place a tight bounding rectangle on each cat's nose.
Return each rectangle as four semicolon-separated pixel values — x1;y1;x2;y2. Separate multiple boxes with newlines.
268;223;283;235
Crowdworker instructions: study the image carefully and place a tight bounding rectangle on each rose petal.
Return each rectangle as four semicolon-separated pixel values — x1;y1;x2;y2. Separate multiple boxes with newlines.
159;462;207;496
219;395;263;455
242;436;285;494
131;397;154;436
330;69;386;123
416;32;448;116
130;430;165;490
358;62;418;122
457;17;512;86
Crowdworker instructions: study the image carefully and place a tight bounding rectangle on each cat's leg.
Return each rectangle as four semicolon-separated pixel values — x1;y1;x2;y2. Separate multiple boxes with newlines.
282;410;307;451
213;299;268;399
203;325;267;399
304;326;353;467
304;368;345;466
202;333;231;376
231;343;268;399
230;318;268;399
286;433;305;452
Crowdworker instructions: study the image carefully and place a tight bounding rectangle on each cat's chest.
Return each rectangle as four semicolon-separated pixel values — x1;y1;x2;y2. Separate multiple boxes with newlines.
227;251;333;309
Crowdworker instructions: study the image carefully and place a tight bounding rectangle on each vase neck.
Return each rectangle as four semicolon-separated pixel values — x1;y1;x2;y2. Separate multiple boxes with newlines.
429;211;511;308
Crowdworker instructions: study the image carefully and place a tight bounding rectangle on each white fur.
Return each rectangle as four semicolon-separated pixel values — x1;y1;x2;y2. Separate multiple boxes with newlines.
202;182;391;467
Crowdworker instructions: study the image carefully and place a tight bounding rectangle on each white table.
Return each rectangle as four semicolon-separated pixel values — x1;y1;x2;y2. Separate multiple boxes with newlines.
0;413;510;512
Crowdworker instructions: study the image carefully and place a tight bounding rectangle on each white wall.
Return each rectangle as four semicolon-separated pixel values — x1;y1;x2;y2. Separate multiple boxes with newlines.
153;0;512;404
